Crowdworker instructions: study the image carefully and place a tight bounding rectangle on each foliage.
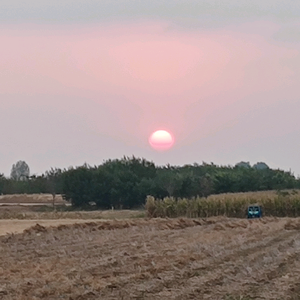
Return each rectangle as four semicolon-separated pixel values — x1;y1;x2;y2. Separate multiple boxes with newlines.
145;190;300;218
0;157;299;208
253;162;269;170
235;161;251;169
10;161;30;181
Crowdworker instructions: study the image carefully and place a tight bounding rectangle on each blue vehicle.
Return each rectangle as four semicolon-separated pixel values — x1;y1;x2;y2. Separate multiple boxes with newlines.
247;205;262;218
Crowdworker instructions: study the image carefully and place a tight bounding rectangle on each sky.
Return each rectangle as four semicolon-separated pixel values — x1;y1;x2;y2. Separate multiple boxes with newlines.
1;1;300;176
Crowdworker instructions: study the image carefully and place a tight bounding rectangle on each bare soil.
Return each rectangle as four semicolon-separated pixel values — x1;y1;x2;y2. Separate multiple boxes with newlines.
1;217;300;299
0;219;101;236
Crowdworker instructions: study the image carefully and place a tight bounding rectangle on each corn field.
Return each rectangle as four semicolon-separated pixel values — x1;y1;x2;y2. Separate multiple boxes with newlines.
145;190;300;218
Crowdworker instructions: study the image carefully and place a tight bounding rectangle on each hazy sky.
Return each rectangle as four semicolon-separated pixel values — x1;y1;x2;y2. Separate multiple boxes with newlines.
1;1;300;176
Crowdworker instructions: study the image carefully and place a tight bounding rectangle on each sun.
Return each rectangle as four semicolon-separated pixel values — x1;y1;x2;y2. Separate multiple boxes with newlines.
149;130;175;151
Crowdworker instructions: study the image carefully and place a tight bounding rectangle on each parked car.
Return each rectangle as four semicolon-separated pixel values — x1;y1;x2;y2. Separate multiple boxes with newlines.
247;205;262;218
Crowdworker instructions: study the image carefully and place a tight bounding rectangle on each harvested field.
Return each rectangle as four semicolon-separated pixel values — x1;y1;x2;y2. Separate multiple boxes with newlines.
1;217;300;299
0;219;103;236
0;206;144;220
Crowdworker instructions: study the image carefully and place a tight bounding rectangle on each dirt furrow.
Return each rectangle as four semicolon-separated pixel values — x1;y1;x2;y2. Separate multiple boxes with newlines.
0;217;300;299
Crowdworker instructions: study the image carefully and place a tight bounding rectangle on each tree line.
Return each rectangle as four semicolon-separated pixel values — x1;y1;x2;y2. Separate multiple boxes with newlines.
0;157;299;208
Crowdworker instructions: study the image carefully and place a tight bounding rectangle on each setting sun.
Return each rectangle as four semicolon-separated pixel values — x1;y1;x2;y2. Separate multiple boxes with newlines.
149;130;174;151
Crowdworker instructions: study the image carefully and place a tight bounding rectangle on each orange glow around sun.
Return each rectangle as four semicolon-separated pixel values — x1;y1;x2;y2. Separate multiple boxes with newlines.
149;130;174;151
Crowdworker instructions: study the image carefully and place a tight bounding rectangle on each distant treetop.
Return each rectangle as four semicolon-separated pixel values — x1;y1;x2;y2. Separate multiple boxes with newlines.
253;162;269;170
235;161;251;169
10;161;30;181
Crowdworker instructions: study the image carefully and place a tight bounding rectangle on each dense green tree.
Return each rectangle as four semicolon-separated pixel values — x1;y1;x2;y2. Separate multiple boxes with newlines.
62;166;95;207
0;174;5;194
0;158;299;208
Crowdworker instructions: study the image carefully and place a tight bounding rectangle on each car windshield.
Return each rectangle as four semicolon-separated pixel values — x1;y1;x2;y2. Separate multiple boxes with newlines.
249;206;259;212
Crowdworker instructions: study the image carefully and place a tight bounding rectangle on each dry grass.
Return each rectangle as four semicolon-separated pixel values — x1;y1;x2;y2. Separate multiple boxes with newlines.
1;217;300;299
0;219;101;236
0;194;66;204
0;206;145;220
146;190;300;218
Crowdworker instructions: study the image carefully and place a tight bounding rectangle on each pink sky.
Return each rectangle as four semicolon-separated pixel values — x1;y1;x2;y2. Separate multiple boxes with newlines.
1;20;300;175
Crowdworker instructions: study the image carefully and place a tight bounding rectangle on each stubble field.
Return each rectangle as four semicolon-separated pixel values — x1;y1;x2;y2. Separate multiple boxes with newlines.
1;216;300;299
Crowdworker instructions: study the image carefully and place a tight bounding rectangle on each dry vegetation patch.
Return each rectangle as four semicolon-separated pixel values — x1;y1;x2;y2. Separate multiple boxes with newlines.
146;190;300;218
1;217;300;299
0;194;66;204
0;219;106;236
0;207;144;220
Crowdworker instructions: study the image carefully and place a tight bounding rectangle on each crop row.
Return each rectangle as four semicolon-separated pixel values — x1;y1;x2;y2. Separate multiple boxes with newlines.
145;190;300;218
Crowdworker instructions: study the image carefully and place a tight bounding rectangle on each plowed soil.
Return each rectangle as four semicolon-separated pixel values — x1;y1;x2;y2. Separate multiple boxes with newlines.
1;217;300;299
0;219;101;236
